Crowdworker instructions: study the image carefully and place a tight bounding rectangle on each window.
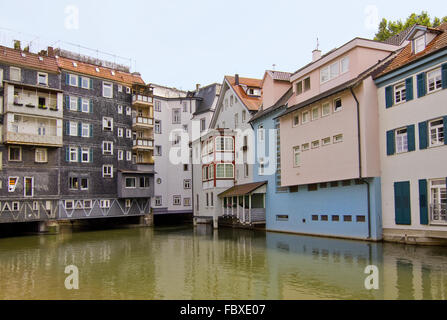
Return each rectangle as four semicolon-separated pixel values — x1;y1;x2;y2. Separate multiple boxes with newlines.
80;99;89;113
242;110;246;122
140;177;150;188
81;77;90;89
118;105;123;114
118;85;123;92
125;177;136;188
333;134;343;143
155;120;161;134
83;200;92;209
126;87;131;94
103;165;113;178
321;58;347;83
184;198;191;207
293;113;299;127
118;150;124;161
102;141;113;155
394;83;406;104
330;62;339;79
302;111;310;124
65;200;74;210
302;143;310;151
37;72;48;85
304;77;311;91
430;179;446;223
69;177;79;190
276;215;289;221
126;106;132;116
395;128;408;153
216;164;234;178
414;36;426;54
312;140;320;149
183;125;188;132
259;157;265;175
69;74;78;87
182;101;188;112
173;196;181;206
103;82;113;98
125;199;132;208
155;100;161;112
293;146;300;167
183;164;189;171
216;136;234;152
69;121;78;136
184;179;191;189
80;178;88;190
155;197;162;206
24;177;33;197
103;117;113;131
70;96;78;111
10;67;21;81
210;192;214;207
82;123;90;137
81;148;90;163
172;108;181;124
69;147;78;162
427;69;442;93
312;107;320;121
9;146;22;161
258;125;265;142
126;151;132;161
429;119;444;147
322;137;331;146
155;145;162;156
100;200;111;209
234;113;239;127
35;148;47;163
244;163;249;178
322;102;331;117
341;57;349;74
334;98;342;112
117;128;123;138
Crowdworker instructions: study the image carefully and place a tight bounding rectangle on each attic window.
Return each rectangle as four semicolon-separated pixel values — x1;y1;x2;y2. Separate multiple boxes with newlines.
38;57;43;61
73;62;78;67
111;71;115;76
414;36;426;54
95;67;100;72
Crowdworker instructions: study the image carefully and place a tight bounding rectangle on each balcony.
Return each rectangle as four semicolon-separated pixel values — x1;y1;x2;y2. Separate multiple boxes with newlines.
133;139;154;150
430;204;447;225
132;94;153;107
4;131;63;147
133;116;154;128
135;151;154;165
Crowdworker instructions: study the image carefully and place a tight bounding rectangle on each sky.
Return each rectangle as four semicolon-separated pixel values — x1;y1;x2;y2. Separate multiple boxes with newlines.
0;0;445;90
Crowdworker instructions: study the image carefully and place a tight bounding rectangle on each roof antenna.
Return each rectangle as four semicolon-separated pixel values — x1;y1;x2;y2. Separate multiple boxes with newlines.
316;37;320;51
272;64;276;71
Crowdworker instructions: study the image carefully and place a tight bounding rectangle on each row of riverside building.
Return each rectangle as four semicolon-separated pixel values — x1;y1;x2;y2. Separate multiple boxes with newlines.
193;23;447;245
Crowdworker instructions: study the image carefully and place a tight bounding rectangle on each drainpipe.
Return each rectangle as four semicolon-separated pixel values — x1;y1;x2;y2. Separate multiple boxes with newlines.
350;86;371;240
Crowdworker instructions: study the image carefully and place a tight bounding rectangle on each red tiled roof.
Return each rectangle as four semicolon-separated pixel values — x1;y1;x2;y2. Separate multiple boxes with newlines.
225;75;262;111
57;56;145;85
376;23;447;78
0;45;59;73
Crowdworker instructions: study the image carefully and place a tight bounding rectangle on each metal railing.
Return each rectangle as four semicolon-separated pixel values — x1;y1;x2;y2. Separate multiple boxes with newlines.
133;117;153;126
430;204;447;223
133;139;154;148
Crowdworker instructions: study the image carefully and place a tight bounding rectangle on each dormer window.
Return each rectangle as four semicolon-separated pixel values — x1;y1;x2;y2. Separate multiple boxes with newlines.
414;36;426;54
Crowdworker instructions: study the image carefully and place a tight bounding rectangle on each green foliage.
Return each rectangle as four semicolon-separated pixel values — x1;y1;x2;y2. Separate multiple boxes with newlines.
374;11;447;41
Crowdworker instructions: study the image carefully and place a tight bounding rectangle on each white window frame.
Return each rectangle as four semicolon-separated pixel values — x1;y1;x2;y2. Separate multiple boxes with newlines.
9;146;22;161
292;113;299;127
215;136;234;152
155;196;162;206
102;141;113;155
395;128;408;154
312;107;320;121
100;200;111;209
414;36;426;54
69;121;78;136
69;74;78;87
81;77;90;89
334;134;343;144
126;106;132;116
322;102;331;117
37;72;48;86
126;129;132;139
69;96;78;111
118;150;124;161
81;148;90;163
102;82;113;98
429;179;446;224
394;83;406;104
293;147;300;167
69;147;78;162
184;179;191;189
126;151;132;161
118;105;123;114
81;123;90;137
10;67;21;82
340;57;349;74
216;163;234;179
125;177;136;189
311;140;320;149
322;137;331;146
334;98;342;112
80;178;89;191
35;148;48;163
302;143;310;151
302;111;310;124
83;200;92;209
81;98;90;113
427;68;442;94
429;118;444;147
102;117;113;131
117;128;123;137
102;165;113;178
65;200;75;210
173;195;181;206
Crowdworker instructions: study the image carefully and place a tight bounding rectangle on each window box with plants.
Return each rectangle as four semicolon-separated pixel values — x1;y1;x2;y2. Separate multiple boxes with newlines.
49;106;58;111
25;103;35;108
13;95;23;106
38;105;47;110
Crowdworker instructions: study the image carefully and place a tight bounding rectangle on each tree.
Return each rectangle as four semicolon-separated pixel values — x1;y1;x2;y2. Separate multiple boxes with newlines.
374;11;447;41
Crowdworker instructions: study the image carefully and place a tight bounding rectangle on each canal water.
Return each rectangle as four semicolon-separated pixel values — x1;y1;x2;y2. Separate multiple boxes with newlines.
0;225;446;300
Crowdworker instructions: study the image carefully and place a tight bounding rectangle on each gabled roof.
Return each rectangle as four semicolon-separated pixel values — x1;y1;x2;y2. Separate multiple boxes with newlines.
218;181;267;198
193;83;221;116
375;23;447;79
225;75;262;111
57;56;145;85
266;70;291;82
249;87;292;123
0;45;59;73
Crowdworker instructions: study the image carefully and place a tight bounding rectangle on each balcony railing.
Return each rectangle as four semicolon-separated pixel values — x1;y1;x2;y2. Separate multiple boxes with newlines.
430;204;447;224
133;139;154;149
133;117;153;126
5;131;63;147
132;94;153;105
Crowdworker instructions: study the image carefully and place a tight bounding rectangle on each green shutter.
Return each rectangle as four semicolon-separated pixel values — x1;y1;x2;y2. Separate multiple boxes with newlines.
89;99;93;113
419;179;429;225
65;121;70;136
442;63;447;89
89;148;93;163
90;78;93;89
77;97;82;112
78;76;82;88
444;116;447;146
65;74;69;85
394;181;412;225
407;125;415;152
417;73;426;98
385;86;394;108
419;121;428;150
78;122;82;137
405;77;414;101
78;148;81;162
89;124;93;137
387;130;395;156
65;147;70;162
64;96;69;110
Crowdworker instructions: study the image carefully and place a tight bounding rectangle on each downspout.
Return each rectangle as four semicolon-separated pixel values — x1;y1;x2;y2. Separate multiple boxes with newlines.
350;86;371;240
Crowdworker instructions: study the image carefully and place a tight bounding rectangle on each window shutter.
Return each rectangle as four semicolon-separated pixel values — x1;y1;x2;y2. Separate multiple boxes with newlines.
65;74;69;85
78;148;82;162
407;125;415;152
78;76;82;88
418;121;428;150
89;124;93;138
442;63;447;89
65;147;69;162
385;86;394;108
419;179;429;225
394;181;411;225
417;72;426;98
78;122;82;137
77;97;82;112
89;148;93;163
405;77;414;101
90;78;93;89
89;99;93;113
64;96;69;110
386;130;395;156
444;116;447;146
65;121;70;136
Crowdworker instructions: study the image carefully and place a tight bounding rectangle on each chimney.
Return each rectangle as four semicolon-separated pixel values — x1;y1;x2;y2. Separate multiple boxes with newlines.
312;49;321;62
235;74;239;86
47;46;54;57
196;84;201;91
14;40;21;51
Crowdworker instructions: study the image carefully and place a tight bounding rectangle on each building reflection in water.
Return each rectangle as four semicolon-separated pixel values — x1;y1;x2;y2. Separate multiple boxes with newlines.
0;226;446;299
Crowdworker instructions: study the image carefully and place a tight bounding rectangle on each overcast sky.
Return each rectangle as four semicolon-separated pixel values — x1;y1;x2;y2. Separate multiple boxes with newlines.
0;0;445;90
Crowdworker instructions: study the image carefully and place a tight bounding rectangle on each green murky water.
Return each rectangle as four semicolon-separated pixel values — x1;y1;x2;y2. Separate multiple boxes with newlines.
0;225;446;300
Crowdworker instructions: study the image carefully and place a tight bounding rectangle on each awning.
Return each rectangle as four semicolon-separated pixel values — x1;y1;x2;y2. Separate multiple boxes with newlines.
218;181;267;198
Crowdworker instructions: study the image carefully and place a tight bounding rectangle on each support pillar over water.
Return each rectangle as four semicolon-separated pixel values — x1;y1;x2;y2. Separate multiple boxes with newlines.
140;213;154;227
38;220;60;234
